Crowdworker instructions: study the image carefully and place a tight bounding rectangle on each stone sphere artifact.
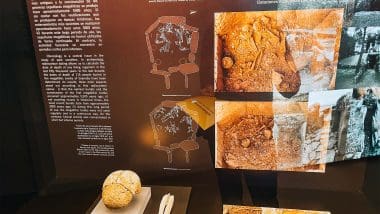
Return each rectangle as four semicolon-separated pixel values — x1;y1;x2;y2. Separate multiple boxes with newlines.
102;170;142;209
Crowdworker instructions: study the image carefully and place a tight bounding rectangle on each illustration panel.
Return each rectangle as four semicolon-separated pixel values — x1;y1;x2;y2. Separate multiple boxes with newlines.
146;16;199;89
215;101;325;171
214;9;344;100
309;87;380;163
149;100;199;164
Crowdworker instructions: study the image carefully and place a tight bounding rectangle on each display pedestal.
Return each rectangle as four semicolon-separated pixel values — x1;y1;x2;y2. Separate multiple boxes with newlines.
144;186;191;214
88;186;192;214
91;187;151;214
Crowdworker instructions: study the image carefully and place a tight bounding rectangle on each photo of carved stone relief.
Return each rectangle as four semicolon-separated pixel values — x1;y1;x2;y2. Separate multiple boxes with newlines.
215;101;325;171
145;16;199;89
214;9;344;99
305;91;336;165
309;87;380;163
273;102;308;170
223;205;331;214
149;100;199;163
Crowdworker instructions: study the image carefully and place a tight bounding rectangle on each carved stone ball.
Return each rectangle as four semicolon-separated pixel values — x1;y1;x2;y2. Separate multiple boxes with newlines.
102;170;142;209
102;183;133;209
222;56;234;69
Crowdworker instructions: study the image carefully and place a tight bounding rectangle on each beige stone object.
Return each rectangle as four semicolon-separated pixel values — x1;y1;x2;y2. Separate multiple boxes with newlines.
102;170;142;209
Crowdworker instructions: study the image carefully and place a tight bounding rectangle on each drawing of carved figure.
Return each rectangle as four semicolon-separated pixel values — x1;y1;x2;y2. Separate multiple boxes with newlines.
146;17;199;89
149;100;199;163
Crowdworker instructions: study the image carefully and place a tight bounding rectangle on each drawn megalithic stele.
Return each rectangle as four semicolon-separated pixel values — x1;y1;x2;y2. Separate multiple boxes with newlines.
307;87;380;164
145;16;199;90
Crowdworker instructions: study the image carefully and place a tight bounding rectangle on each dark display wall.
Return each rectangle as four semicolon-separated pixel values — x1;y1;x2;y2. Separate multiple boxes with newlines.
23;0;369;180
1;0;38;196
2;0;380;206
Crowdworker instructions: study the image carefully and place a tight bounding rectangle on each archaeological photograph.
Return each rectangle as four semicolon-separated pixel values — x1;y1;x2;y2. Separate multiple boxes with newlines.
215;101;325;171
309;87;380;163
307;90;351;163
304;96;332;165
336;27;380;89
349;0;380;27
274;0;380;26
273;102;308;169
214;9;343;100
346;87;380;159
215;101;277;170
5;0;380;213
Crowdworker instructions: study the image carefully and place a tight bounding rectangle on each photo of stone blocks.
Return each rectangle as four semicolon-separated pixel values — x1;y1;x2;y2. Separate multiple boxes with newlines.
309;87;380;163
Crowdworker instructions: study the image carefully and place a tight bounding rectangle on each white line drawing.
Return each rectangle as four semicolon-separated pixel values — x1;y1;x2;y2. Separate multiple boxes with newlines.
149;100;199;163
145;16;200;89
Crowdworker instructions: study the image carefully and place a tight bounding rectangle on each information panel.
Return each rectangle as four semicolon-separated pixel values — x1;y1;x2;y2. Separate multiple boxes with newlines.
25;0;380;177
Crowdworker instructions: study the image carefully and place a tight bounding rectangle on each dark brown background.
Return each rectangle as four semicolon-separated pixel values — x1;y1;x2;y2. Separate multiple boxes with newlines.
24;0;277;180
3;0;380;213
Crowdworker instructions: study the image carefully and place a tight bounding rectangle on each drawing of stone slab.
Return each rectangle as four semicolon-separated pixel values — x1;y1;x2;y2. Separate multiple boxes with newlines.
149;100;199;163
145;16;199;89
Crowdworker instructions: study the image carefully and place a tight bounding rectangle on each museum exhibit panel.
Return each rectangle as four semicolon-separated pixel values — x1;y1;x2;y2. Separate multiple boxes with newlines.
1;0;380;213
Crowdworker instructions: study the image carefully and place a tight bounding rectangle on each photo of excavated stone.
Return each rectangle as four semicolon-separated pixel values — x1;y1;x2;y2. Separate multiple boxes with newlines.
273;102;307;170
273;0;378;26
214;9;344;99
309;87;380;163
336;27;380;89
215;101;325;171
304;103;331;165
215;102;276;170
306;91;339;164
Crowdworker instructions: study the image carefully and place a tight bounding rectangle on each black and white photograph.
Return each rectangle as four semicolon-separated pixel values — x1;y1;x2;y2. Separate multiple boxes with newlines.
274;0;380;26
336;27;380;89
346;87;380;159
307;89;351;163
4;0;380;213
309;88;380;163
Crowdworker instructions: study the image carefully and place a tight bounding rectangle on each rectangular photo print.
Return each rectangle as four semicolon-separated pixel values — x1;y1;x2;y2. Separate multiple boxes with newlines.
214;9;344;100
336;27;380;89
309;87;380;163
272;0;380;27
223;205;330;214
215;101;325;172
